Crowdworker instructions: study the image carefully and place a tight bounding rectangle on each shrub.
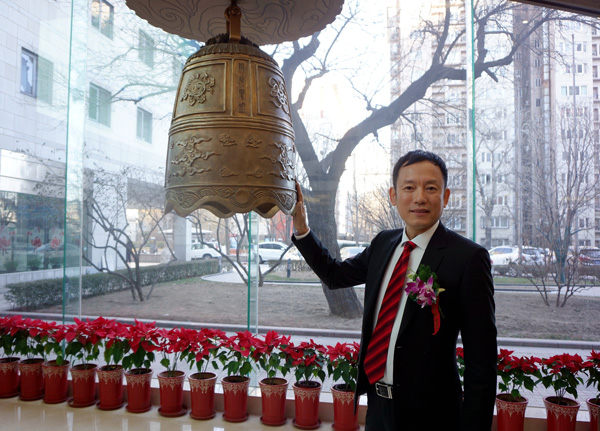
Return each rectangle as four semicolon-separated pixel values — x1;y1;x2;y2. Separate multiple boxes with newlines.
4;259;219;310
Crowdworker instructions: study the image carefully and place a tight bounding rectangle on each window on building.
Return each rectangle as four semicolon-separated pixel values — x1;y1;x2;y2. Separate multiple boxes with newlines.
136;108;152;143
491;216;509;228
88;83;111;126
138;30;155;67
20;49;37;97
535;78;541;87
448;195;462;209
535;98;541;107
533;58;541;67
91;0;114;38
20;49;53;104
480;174;491;185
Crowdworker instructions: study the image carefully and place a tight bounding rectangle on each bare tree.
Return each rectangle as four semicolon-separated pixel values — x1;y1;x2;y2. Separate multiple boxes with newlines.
188;211;298;287
276;0;595;317
83;166;175;302
524;104;599;306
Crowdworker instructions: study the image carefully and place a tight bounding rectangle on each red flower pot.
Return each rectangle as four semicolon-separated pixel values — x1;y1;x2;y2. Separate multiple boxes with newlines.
158;370;187;417
97;365;124;410
18;358;44;401
495;393;528;431
293;381;322;430
544;396;580;431
42;360;70;404
331;384;358;431
222;376;250;422
125;368;153;413
259;377;289;426
189;372;217;420
0;357;20;398
587;398;599;431
69;363;97;408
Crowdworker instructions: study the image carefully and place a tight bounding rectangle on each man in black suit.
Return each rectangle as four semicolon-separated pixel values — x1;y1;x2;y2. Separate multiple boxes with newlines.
292;150;497;431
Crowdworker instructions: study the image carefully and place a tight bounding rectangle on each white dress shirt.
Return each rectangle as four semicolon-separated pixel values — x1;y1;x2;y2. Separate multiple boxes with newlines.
373;221;439;384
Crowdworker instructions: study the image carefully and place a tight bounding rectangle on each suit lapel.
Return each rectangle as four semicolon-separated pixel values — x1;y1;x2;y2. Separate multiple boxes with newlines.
397;223;447;338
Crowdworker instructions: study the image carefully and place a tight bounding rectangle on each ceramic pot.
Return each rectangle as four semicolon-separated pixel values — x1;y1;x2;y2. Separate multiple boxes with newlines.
292;381;322;430
331;384;358;431
189;372;217;420
543;396;580;431
69;363;97;407
259;377;288;426
18;358;44;401
42;360;70;404
0;357;20;398
158;370;187;417
97;365;124;410
586;398;599;431
495;393;528;431
222;376;250;422
125;368;153;413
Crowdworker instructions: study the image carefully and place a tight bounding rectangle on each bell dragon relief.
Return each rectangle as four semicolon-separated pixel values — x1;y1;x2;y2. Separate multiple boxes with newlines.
165;36;296;219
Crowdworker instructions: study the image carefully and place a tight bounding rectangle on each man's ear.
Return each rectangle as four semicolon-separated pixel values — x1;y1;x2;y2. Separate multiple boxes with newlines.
389;187;396;205
443;187;450;207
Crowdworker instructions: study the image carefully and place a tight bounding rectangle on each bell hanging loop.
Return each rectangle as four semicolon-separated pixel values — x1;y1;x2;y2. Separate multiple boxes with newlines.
225;1;241;44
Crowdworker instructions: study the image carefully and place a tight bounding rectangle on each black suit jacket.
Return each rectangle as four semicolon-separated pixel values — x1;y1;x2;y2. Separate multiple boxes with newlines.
293;223;497;431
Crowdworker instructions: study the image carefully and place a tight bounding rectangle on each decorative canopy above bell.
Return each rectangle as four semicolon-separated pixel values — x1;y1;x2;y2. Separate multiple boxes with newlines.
124;0;345;45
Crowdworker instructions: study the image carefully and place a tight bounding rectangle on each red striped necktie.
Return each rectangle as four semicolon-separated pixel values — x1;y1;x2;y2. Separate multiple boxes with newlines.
363;240;416;385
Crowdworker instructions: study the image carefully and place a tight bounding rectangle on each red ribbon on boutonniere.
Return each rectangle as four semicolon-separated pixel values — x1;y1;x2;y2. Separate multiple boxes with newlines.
405;265;445;335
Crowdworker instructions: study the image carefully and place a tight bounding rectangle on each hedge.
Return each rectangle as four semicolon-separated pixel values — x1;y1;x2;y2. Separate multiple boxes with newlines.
4;259;220;311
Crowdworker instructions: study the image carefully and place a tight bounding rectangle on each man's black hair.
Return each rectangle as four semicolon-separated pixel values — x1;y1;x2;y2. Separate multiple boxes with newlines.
392;150;448;189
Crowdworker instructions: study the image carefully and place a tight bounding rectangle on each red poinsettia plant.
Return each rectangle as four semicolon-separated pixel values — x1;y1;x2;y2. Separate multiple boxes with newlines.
186;327;226;374
122;320;159;372
282;339;327;387
219;330;258;377
0;315;28;358
51;317;105;366
253;330;292;384
14;317;60;360
326;341;360;392
497;349;541;402
101;319;131;368
540;353;585;403
156;326;197;375
583;350;600;403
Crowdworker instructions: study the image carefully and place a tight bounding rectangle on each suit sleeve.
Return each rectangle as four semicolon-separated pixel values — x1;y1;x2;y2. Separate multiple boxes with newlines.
292;230;370;289
459;247;497;431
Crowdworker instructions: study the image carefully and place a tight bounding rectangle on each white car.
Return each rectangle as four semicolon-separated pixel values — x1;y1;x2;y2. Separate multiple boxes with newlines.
257;241;301;262
488;246;543;266
190;243;221;259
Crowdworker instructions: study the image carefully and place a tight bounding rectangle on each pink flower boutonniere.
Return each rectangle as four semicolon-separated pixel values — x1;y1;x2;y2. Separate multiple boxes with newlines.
405;265;445;335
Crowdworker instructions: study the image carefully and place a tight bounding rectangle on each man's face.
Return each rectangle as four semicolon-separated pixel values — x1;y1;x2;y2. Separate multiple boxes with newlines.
389;160;450;239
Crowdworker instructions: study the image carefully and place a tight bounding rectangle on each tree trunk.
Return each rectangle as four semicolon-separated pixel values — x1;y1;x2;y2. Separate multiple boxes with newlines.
307;187;363;319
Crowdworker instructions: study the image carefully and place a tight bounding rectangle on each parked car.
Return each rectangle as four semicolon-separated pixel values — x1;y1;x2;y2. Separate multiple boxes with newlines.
340;246;366;260
577;248;600;266
257;241;301;262
190;242;221;259
488;246;543;266
488;246;519;266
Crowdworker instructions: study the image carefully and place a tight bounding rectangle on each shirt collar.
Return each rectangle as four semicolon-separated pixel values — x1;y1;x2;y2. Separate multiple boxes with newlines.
401;221;439;251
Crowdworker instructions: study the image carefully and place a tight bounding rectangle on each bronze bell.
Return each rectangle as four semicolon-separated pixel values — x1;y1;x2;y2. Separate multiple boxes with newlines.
165;5;296;218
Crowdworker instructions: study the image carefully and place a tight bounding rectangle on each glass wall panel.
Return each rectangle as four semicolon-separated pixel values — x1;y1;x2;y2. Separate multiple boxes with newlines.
1;0;597;348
